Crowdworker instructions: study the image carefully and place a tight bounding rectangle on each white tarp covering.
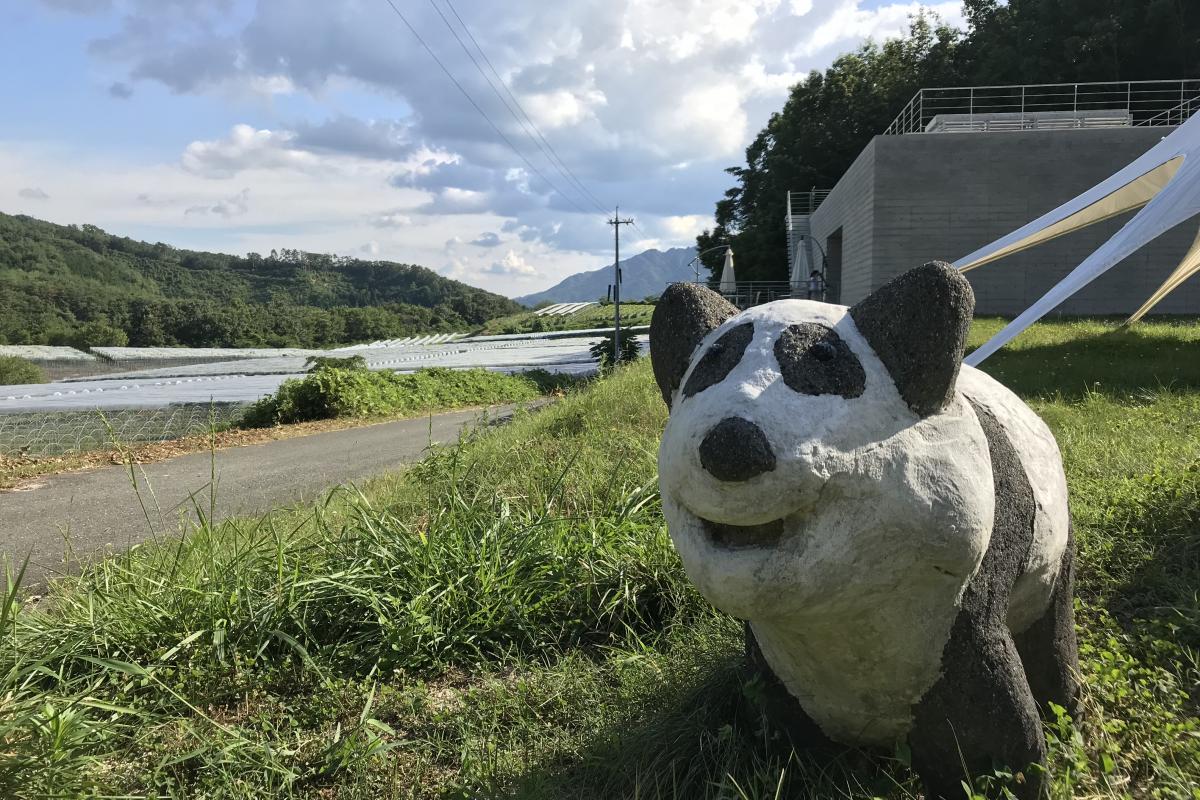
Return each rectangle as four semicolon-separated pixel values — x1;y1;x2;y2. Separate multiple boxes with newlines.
92;346;324;361
956;111;1200;365
0;331;649;412
0;345;98;362
719;248;737;294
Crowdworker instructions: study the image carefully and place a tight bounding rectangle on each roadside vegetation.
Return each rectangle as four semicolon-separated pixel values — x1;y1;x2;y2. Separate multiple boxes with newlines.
475;301;655;336
241;362;577;426
0;356;45;386
1;319;1198;798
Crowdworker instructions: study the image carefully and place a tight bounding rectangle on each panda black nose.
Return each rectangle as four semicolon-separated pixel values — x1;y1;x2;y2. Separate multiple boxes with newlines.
699;417;776;482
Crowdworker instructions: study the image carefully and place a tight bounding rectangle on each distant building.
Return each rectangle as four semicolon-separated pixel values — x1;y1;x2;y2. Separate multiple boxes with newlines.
788;79;1200;314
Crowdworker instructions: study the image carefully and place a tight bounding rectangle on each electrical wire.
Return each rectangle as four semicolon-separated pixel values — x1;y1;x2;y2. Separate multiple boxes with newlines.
438;0;611;214
379;0;591;214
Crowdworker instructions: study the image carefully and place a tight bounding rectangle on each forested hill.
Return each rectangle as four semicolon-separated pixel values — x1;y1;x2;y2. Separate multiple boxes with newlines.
0;212;522;348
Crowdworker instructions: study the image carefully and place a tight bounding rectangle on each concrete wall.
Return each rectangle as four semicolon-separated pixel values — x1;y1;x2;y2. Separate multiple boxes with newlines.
810;126;1200;315
808;141;876;304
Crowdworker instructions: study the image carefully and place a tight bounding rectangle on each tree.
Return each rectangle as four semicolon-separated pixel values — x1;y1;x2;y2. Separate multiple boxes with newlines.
699;14;963;283
0;356;46;385
65;320;128;349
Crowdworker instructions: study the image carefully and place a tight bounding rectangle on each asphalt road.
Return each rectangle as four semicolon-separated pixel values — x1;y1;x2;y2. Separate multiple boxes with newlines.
1;403;535;589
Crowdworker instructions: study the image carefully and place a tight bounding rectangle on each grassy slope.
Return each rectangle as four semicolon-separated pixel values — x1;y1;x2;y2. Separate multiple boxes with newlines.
474;303;656;335
2;320;1199;798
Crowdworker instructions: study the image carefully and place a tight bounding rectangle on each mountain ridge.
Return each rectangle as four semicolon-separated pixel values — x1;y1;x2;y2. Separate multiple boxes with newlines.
515;246;698;306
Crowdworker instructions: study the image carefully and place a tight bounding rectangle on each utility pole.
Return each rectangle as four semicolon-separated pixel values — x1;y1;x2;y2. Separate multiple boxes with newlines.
607;206;634;364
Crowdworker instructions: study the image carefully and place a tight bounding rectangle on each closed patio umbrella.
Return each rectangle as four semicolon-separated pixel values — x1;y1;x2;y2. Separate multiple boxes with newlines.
718;247;736;294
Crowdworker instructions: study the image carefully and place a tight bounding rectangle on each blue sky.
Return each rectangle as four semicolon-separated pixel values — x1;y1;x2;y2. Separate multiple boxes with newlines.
1;0;965;296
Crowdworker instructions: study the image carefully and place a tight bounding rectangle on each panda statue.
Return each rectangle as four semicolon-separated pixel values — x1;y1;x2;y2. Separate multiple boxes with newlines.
650;262;1079;799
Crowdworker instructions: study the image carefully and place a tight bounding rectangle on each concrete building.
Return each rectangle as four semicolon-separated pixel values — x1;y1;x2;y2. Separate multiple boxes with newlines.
790;80;1200;315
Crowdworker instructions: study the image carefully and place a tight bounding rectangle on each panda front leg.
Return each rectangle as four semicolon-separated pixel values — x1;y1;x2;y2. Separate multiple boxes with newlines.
1014;528;1081;716
743;623;831;746
909;610;1047;800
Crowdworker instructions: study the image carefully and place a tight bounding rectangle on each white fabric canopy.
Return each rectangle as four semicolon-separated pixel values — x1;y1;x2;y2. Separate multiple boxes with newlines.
956;112;1200;365
719;247;737;294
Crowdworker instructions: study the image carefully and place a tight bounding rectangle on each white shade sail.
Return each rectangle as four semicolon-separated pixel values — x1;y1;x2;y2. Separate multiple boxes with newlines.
719;248;737;293
956;111;1200;365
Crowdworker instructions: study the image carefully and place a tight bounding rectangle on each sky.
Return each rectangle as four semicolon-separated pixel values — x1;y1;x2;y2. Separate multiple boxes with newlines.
0;0;965;297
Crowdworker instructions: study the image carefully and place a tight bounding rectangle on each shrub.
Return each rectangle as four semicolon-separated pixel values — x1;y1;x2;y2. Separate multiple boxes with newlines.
590;330;642;371
0;356;46;385
304;354;368;371
54;321;129;350
241;365;542;427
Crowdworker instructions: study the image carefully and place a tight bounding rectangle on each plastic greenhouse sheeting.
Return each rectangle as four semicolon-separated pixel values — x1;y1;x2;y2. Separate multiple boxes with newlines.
0;332;649;412
0;346;98;362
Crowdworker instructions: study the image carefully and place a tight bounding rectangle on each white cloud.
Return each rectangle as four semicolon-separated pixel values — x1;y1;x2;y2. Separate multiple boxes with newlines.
18;187;50;200
802;1;964;56
470;232;502;247
370;210;413;228
186;187;250;217
182;125;316;178
483;250;542;279
18;0;968;298
660;214;711;240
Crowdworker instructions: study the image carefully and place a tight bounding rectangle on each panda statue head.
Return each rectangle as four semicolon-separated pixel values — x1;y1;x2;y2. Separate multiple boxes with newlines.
652;262;996;628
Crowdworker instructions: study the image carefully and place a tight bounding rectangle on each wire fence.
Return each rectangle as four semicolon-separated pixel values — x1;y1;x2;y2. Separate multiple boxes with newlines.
0;403;249;458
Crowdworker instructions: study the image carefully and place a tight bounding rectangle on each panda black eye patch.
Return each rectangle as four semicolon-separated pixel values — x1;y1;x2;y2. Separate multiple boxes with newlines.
774;323;865;397
682;322;754;398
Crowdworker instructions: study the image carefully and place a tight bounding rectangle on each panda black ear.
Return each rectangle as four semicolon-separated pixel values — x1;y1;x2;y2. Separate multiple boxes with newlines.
849;261;974;417
650;282;740;407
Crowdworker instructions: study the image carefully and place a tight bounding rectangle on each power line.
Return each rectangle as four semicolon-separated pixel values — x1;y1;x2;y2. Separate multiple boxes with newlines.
426;0;607;215
378;0;591;214
438;0;611;214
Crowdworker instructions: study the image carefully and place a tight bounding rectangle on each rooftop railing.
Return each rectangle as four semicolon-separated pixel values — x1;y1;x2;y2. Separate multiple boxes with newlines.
786;189;832;216
884;79;1200;135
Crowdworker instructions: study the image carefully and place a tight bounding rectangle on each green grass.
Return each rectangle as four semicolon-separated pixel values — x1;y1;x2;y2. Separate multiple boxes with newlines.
475;303;656;336
242;365;577;426
2;320;1199;798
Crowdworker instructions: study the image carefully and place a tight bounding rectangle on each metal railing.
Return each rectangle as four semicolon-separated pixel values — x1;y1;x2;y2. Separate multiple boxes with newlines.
786;189;831;216
1141;93;1200;128
885;79;1200;135
696;281;806;308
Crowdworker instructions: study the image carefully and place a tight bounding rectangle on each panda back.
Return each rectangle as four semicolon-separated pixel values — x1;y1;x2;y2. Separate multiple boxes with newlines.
957;366;1070;633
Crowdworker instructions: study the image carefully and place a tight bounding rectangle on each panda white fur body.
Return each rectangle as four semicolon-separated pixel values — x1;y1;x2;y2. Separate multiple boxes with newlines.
659;298;1069;747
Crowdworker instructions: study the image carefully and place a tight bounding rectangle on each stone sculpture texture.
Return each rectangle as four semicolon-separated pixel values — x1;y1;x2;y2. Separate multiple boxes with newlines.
650;262;1080;799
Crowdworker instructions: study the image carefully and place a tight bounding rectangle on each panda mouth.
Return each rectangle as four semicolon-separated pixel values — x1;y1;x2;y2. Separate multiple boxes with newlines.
700;516;785;549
